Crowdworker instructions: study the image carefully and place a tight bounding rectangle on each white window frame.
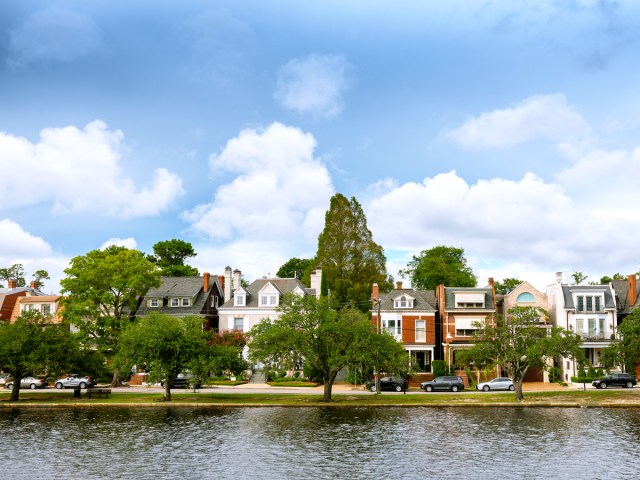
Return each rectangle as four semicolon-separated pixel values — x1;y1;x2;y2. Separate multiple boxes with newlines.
181;297;190;307
235;295;245;307
170;298;179;307
415;320;426;342
260;295;268;306
149;299;159;308
233;317;244;332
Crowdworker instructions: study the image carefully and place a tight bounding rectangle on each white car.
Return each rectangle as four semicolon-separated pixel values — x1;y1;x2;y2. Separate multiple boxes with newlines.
476;377;515;392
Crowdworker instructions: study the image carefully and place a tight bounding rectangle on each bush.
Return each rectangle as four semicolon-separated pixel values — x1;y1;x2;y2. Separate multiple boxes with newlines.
571;376;599;383
548;367;562;383
432;360;446;378
303;364;324;383
587;365;596;378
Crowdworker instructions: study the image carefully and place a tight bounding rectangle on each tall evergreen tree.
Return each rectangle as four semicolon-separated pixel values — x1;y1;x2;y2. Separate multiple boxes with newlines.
315;194;393;310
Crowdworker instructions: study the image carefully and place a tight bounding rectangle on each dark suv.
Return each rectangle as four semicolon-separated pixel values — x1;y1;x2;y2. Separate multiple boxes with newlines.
421;375;465;392
371;376;408;392
592;373;637;389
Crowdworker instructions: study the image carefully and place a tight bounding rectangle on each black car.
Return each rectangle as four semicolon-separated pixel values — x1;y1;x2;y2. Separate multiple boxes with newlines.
421;375;465;392
371;376;408;392
592;373;637;389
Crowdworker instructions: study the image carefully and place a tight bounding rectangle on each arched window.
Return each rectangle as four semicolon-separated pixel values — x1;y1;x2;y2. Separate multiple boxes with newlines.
516;292;535;303
400;296;407;308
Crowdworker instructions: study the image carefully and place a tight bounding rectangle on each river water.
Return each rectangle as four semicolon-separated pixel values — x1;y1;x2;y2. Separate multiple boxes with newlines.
1;407;639;479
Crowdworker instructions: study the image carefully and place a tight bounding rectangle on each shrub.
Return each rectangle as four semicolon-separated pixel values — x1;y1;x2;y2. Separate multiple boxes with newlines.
548;367;562;383
587;365;596;378
303;364;324;383
432;360;446;378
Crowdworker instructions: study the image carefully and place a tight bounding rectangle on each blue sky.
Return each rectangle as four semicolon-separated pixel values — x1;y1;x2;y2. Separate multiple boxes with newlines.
2;0;640;294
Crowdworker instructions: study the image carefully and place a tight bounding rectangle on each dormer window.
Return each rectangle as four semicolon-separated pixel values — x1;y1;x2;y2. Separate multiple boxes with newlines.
235;294;245;307
181;298;190;307
171;298;179;307
454;293;485;308
575;295;603;312
260;294;278;306
150;299;159;308
394;295;414;309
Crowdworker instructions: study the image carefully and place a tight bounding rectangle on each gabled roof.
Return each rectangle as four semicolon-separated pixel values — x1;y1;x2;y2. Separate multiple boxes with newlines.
612;279;640;314
561;285;615;310
443;287;495;310
136;275;222;317
376;288;437;312
219;278;312;309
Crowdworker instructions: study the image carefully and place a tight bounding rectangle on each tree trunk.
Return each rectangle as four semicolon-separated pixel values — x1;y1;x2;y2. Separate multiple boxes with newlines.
164;381;172;402
10;376;21;402
514;378;525;401
110;368;121;388
321;370;339;402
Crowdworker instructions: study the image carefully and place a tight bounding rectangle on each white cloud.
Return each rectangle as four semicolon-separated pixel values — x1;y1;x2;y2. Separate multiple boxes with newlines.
275;54;352;118
447;94;589;149
366;169;640;283
0;219;52;257
99;237;138;250
0;219;68;294
183;122;334;247
0;121;184;218
7;7;102;68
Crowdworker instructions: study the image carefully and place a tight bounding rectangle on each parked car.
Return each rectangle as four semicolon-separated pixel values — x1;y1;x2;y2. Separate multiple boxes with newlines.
371;376;408;392
421;376;465;392
0;374;9;386
476;377;515;392
592;373;637;389
54;375;95;389
5;376;48;390
161;373;201;389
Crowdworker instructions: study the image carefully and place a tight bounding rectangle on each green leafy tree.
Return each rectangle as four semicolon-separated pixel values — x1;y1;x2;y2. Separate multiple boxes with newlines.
596;273;625;285
0;310;80;401
315;194;393;310
276;257;313;283
456;306;583;401
351;330;409;393
60;246;161;386
0;263;26;287
399;245;477;290
601;308;640;373
32;270;50;288
118;314;210;401
493;278;522;295
148;239;199;277
571;271;588;285
249;294;381;402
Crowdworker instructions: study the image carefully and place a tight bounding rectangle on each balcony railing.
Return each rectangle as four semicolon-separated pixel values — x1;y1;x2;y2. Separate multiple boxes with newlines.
579;332;612;341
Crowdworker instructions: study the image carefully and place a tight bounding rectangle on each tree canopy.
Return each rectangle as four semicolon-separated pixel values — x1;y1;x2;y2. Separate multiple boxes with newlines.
493;277;522;295
601;308;640;373
399;245;477;290
0;263;26;287
60;246;161;386
314;194;393;310
118;314;211;401
456;306;583;401
249;294;402;401
571;271;588;285
0;310;80;401
276;257;313;283
148;239;199;277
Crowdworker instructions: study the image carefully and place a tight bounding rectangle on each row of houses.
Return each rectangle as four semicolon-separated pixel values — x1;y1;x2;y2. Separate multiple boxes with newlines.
2;269;638;383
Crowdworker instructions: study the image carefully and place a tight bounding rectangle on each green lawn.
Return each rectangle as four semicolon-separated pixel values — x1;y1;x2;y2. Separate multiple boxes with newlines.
1;389;639;407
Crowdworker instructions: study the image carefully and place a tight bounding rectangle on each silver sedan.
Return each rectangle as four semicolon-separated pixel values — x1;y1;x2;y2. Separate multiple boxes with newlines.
476;377;515;392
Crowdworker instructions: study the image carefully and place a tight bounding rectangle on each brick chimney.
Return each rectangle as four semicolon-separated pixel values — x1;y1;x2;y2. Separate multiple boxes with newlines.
396;281;403;290
30;280;40;289
7;279;17;289
629;274;637;306
488;277;497;307
203;272;210;293
372;283;379;305
224;266;232;302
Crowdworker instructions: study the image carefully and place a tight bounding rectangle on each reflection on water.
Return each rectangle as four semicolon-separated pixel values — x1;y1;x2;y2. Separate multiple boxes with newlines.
2;407;640;479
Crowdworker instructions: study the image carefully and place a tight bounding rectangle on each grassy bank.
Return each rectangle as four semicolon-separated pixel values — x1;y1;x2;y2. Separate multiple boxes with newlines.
1;389;640;408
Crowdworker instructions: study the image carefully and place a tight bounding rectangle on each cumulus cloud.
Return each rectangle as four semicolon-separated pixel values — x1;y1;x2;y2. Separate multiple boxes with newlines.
183;122;334;246
99;237;138;250
447;94;589;149
0;121;184;218
0;219;69;294
7;7;102;68
0;219;52;257
366;169;640;285
275;54;352;118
